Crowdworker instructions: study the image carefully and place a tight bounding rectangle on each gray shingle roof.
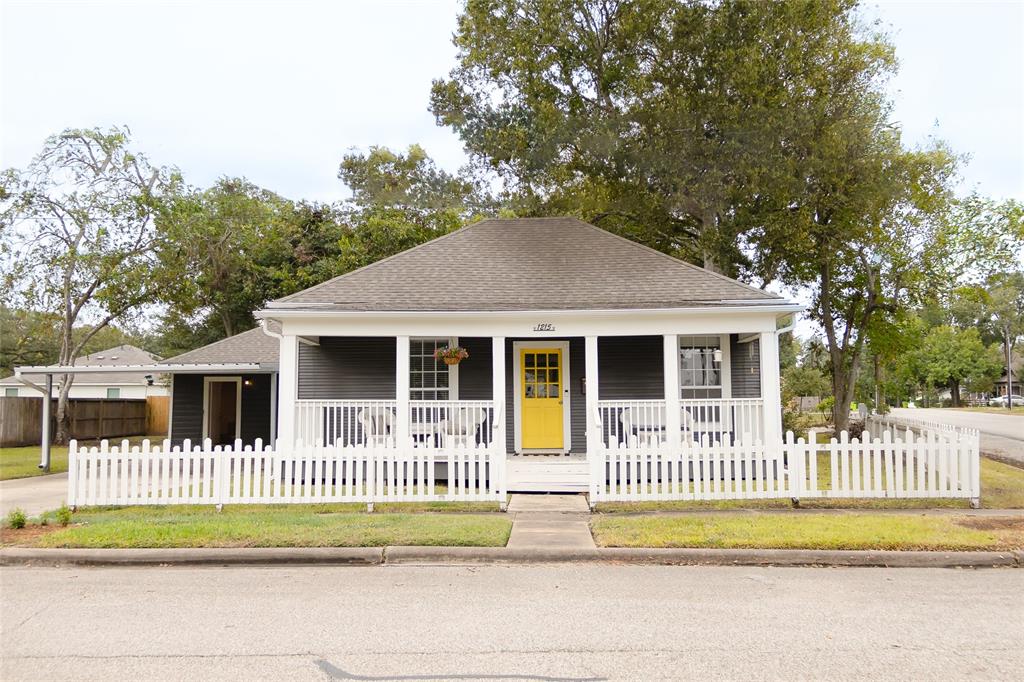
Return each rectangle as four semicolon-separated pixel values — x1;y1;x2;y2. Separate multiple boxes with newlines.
1;345;164;385
270;217;782;311
160;324;280;366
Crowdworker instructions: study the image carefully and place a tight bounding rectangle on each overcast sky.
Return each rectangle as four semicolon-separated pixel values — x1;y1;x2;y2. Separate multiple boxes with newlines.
2;0;1022;205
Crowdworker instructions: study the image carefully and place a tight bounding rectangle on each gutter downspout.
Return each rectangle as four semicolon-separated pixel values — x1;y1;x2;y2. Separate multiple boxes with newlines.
258;319;283;340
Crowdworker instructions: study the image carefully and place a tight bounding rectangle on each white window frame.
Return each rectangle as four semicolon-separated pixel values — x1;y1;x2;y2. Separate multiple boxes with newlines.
105;387;121;399
678;334;731;398
4;387;18;397
202;376;243;442
409;336;459;401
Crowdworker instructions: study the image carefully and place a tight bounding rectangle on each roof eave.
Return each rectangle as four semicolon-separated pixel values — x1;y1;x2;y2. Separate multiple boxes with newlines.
256;302;806;318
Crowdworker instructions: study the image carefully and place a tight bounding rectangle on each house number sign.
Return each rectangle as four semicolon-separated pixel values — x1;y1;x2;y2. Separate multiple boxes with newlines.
532;323;555;332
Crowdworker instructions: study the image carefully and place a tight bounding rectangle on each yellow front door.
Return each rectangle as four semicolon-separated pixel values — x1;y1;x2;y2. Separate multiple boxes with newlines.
520;348;564;449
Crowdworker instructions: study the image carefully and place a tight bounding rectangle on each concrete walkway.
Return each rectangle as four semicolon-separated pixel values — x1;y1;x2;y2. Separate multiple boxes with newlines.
506;493;596;549
0;472;68;518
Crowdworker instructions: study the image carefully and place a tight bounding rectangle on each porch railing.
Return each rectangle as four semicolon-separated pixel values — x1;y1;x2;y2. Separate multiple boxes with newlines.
596;398;765;447
294;399;499;448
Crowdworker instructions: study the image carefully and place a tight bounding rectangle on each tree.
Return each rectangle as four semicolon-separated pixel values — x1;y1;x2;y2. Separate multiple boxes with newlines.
431;0;896;273
0;127;180;443
335;145;496;271
157;178;307;339
916;326;1002;406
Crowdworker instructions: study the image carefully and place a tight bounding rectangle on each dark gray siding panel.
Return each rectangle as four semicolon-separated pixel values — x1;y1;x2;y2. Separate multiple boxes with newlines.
240;374;273;444
298;337;396;400
504;338;586;454
730;335;761;398
170;373;274;446
598;336;663;399
458;337;492;399
170;374;203;444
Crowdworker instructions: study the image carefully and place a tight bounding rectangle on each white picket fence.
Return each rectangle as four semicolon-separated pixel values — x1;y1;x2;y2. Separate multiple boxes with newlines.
67;438;507;508
590;426;980;505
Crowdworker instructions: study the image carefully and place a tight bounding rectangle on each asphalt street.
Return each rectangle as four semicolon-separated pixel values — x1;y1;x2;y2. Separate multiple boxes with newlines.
889;407;1024;466
2;563;1021;681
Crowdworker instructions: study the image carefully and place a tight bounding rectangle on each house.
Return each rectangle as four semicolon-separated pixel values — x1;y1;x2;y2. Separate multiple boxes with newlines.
2;345;168;399
156;217;799;491
993;369;1019;398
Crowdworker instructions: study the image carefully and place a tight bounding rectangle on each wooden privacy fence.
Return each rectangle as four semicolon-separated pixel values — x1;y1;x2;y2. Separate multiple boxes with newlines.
67;438;508;508
145;396;170;436
0;397;148;447
589;426;980;506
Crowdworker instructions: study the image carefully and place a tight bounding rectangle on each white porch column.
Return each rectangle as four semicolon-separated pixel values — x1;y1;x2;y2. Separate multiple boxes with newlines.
585;336;600;454
663;334;681;445
395;336;410;446
491;336;506;449
277;334;298;447
759;330;783;450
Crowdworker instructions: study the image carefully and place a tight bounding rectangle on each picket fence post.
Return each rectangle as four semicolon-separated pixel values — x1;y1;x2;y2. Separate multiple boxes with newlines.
213;439;227;510
786;431;803;504
67;439;79;509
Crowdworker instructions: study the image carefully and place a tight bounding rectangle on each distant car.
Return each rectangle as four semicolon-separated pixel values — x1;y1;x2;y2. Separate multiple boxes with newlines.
988;395;1024;407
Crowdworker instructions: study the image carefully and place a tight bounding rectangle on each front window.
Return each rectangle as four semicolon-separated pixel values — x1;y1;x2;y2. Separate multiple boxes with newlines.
410;338;453;401
679;335;722;398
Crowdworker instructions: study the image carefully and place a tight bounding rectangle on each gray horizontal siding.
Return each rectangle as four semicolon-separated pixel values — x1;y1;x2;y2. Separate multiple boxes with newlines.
457;337;492;400
730;335;761;398
598;336;663;399
298;337;396;400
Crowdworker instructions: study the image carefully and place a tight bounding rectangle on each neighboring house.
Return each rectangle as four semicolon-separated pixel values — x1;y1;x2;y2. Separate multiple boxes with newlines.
156;217;799;491
1;345;168;399
993;369;1019;397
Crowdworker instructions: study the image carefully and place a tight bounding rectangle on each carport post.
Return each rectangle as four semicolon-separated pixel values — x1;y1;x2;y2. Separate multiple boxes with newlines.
39;373;53;472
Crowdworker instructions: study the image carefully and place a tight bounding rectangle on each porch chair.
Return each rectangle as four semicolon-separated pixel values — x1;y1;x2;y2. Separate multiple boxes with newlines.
618;406;694;446
357;407;394;446
440;407;487;448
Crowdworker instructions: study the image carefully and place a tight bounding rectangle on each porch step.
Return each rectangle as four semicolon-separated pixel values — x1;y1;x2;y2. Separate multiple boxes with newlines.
506;458;589;493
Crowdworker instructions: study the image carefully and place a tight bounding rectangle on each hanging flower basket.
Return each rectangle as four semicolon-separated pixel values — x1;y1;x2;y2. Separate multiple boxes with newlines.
434;345;469;365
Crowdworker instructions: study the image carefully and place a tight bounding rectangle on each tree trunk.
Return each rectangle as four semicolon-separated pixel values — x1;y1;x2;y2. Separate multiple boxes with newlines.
950;379;961;407
53;374;73;445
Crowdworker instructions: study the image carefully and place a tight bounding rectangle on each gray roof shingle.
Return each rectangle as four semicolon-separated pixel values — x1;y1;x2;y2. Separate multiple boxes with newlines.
270;217;782;311
160;324;280;366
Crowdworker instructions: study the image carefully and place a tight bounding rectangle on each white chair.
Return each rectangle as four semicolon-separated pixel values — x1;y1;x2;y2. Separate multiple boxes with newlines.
440;407;486;448
619;406;693;446
357;408;394;446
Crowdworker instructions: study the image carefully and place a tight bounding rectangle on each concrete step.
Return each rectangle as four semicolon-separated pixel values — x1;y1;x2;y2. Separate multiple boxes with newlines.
506;458;589;492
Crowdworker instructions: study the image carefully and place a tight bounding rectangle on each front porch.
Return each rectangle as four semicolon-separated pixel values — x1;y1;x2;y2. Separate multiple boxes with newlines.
278;332;783;492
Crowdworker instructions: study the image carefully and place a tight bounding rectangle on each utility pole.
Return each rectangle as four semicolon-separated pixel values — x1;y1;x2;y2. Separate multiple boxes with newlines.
1006;326;1014;412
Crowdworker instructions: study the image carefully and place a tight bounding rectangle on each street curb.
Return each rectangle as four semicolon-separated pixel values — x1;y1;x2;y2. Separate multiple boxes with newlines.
1;546;1018;569
0;547;383;567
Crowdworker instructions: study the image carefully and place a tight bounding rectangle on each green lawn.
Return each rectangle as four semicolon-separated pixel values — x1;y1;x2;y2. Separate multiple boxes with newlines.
590;513;1024;551
4;504;511;548
0;435;163;481
595;456;1024;512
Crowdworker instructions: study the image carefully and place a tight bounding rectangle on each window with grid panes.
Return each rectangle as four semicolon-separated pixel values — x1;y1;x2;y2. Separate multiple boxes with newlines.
410;338;452;400
679;335;721;397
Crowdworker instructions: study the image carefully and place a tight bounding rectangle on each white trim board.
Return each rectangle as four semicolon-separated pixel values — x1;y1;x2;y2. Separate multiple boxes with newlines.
512;340;571;454
202;376;242;442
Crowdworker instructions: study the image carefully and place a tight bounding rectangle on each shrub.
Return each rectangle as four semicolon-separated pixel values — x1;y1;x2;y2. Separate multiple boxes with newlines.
6;508;27;530
55;504;72;527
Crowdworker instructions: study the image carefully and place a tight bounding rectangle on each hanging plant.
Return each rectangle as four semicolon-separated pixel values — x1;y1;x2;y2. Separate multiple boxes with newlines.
434;345;469;365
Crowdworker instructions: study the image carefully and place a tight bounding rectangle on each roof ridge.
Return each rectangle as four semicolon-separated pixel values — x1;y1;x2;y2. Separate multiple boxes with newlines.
274;219;493;304
161;326;268;364
572;218;778;299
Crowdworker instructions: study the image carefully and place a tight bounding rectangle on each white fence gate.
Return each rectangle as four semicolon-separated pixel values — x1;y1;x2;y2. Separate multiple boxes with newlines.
590;424;980;506
67;438;507;508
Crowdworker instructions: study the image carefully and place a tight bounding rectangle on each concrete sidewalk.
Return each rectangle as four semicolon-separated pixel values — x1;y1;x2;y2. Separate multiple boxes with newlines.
0;472;67;518
506;493;596;549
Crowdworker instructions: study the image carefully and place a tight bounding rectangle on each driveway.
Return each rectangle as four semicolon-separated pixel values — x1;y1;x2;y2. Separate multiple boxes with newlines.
0;473;68;518
2;564;1022;680
889;407;1024;466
